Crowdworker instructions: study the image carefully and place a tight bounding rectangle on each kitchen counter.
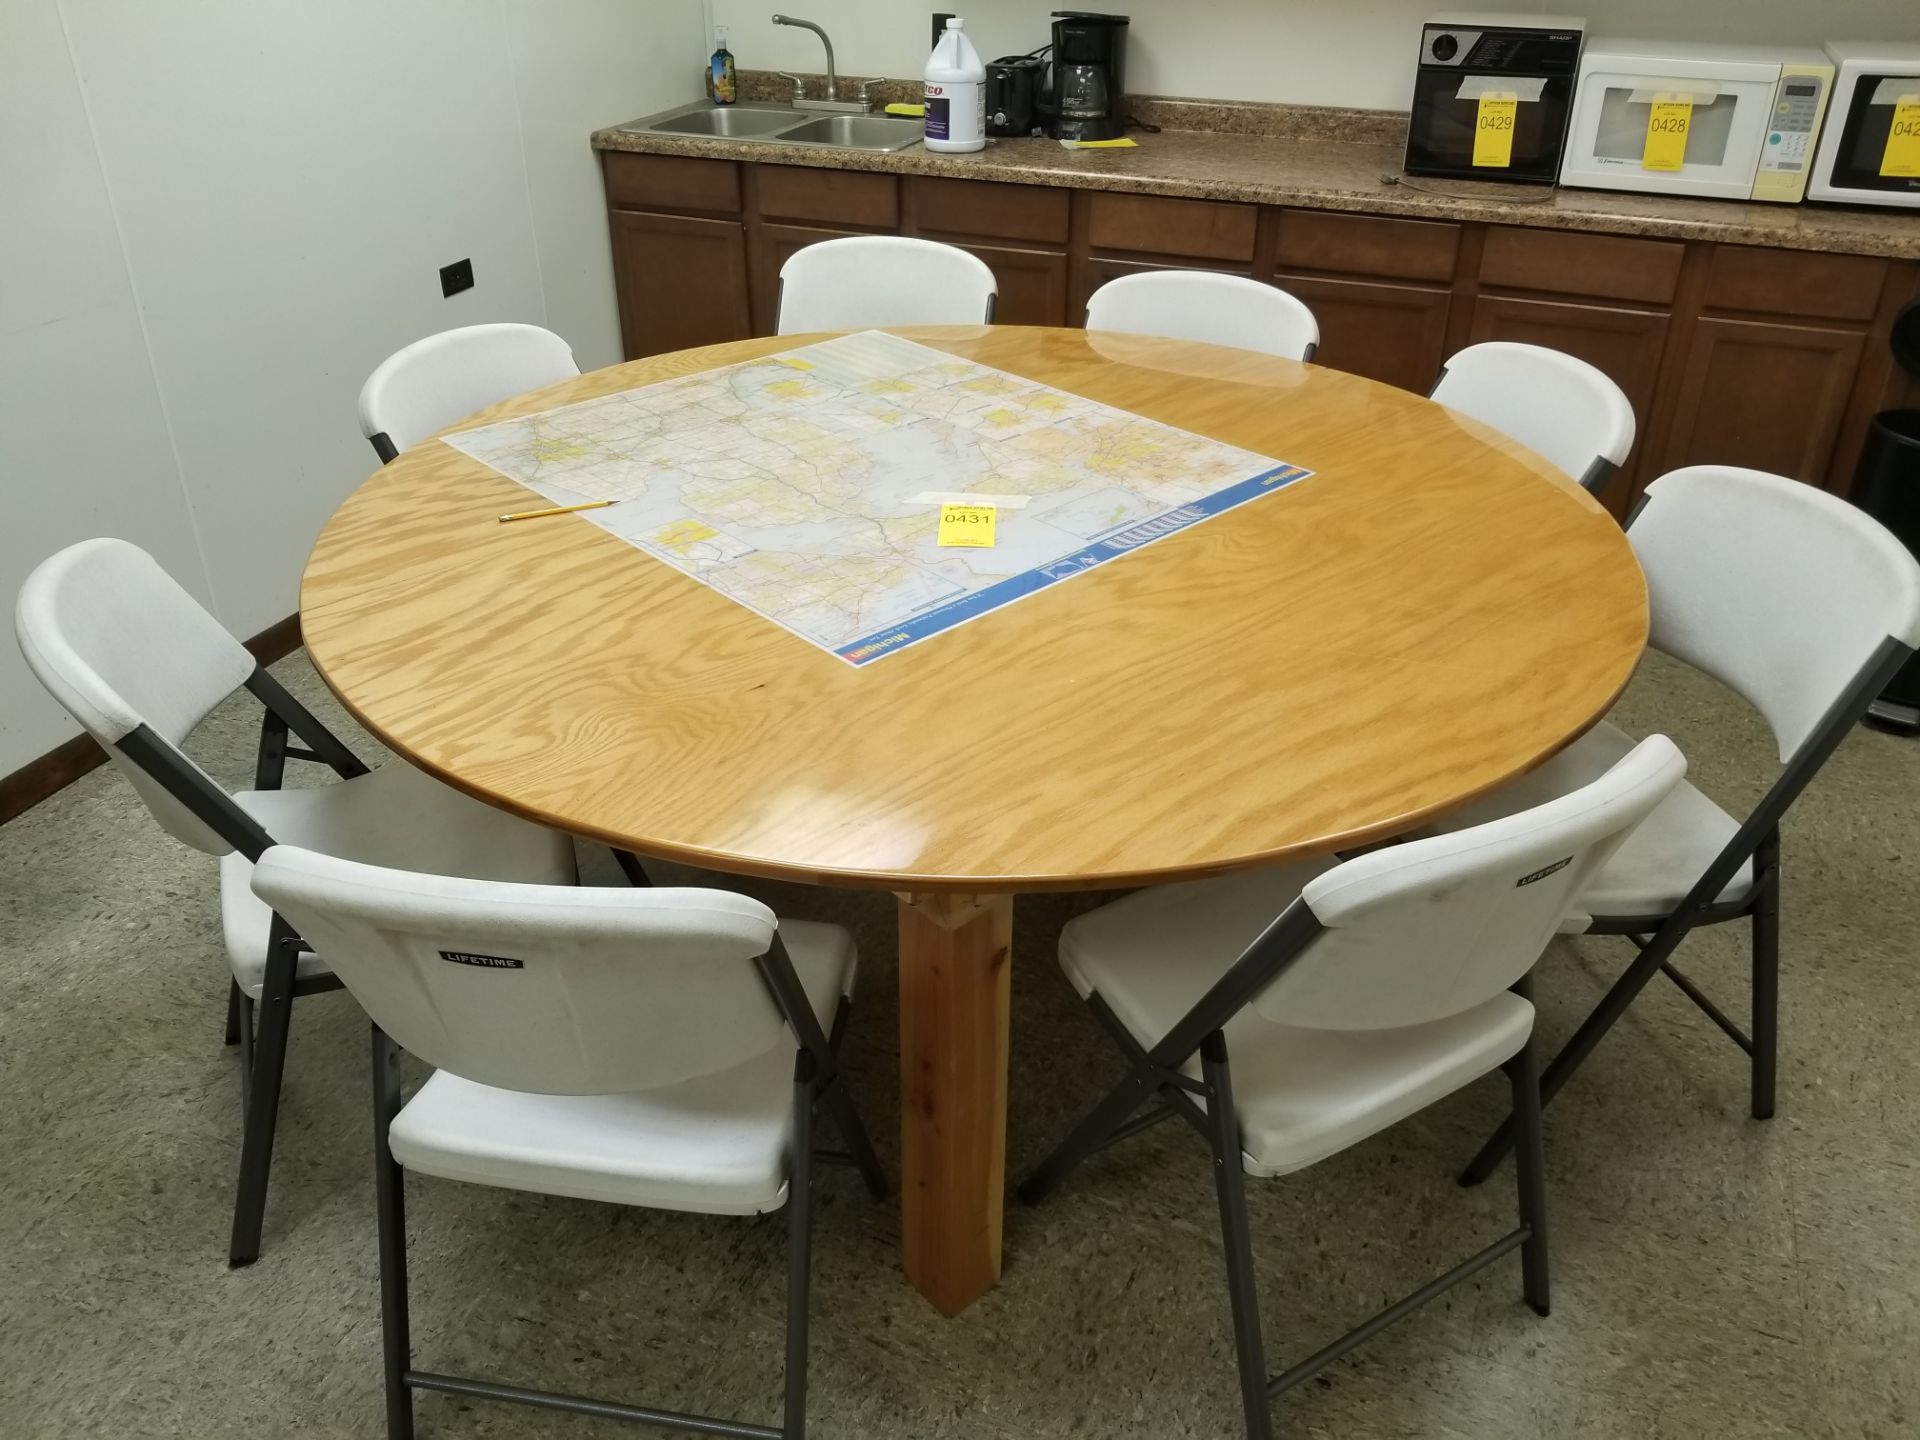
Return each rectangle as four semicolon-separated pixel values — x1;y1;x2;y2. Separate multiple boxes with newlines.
592;105;1920;262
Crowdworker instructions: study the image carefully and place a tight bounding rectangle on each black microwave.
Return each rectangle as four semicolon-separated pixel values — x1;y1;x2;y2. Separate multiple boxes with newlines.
1808;41;1920;209
1403;13;1586;184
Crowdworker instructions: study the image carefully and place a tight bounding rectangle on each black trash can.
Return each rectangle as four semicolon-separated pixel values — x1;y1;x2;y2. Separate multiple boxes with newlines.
1853;407;1920;732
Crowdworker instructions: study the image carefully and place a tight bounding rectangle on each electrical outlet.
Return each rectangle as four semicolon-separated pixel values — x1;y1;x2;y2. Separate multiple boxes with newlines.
931;12;954;48
439;258;475;298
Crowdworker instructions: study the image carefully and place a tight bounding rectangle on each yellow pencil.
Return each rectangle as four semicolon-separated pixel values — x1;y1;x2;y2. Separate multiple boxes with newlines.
497;499;617;524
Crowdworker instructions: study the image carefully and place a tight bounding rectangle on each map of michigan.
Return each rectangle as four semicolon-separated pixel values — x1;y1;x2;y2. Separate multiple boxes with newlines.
444;330;1311;665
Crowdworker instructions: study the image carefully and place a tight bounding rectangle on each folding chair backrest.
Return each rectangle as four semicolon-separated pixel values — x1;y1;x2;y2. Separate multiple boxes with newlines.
357;322;579;460
775;236;997;335
1251;735;1687;1031
1085;270;1320;362
15;538;254;855
1430;341;1636;492
1631;465;1920;764
251;846;794;1094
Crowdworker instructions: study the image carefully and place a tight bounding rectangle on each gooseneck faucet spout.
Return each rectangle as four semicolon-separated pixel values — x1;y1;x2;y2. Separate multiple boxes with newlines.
772;14;837;101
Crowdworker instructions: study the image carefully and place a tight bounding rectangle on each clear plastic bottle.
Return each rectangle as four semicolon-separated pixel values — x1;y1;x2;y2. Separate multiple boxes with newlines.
924;17;987;153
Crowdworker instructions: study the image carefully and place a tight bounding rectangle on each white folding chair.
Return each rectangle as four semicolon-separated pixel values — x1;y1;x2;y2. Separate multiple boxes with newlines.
13;538;576;1264
774;235;997;335
250;846;888;1440
1019;736;1687;1440
357;322;578;463
1441;465;1920;1187
1429;340;1636;496
1085;270;1320;362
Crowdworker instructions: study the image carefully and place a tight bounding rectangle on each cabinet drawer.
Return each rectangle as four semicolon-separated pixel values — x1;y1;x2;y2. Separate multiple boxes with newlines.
1087;193;1257;263
1480;227;1684;306
1704;246;1888;323
909;177;1070;245
755;166;898;227
602;152;741;215
1276;211;1459;283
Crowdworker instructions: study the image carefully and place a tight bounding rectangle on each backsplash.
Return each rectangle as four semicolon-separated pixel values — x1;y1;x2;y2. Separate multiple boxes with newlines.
731;70;1409;145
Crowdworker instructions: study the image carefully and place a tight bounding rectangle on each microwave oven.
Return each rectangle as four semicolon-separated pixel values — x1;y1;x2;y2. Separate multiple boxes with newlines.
1559;41;1835;202
1404;13;1586;184
1809;41;1920;209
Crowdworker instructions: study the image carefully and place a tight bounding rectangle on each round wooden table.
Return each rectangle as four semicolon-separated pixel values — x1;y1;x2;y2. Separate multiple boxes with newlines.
302;325;1647;1317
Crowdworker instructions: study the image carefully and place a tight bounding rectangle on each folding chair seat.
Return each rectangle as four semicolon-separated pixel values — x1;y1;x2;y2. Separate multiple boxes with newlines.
14;537;574;1264
1437;465;1920;1188
358;322;578;464
775;235;998;333
1085;270;1320;363
1430;340;1637;495
1021;735;1687;1440
252;848;888;1440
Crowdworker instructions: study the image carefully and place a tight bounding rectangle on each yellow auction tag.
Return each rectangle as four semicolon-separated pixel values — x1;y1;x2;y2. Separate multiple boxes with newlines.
1473;93;1518;169
1643;94;1692;171
1884;96;1920;179
936;503;996;547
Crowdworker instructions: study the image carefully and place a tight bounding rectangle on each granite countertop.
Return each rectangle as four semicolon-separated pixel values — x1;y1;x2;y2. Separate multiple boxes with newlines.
592;90;1920;261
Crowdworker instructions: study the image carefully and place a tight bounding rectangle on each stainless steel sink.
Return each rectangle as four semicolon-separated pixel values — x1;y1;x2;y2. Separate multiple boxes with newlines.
646;105;802;138
617;101;924;153
774;114;923;149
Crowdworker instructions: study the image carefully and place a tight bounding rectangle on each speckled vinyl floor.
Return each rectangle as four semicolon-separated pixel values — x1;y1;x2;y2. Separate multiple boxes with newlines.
1;649;1914;1439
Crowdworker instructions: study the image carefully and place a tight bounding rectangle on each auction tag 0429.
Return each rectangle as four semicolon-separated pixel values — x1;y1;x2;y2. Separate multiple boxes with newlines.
1473;93;1518;169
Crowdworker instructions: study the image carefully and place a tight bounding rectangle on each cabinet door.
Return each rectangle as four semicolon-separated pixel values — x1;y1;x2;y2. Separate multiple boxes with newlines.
1467;295;1670;513
1277;274;1453;393
965;244;1070;326
609;211;750;360
1660;318;1867;486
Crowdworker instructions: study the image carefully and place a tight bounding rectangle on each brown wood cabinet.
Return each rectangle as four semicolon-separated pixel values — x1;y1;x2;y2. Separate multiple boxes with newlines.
599;148;1918;504
609;211;751;356
1282;275;1453;393
1661;319;1868;482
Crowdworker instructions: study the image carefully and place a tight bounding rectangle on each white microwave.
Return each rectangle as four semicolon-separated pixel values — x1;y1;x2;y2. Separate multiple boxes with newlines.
1809;41;1920;209
1560;40;1834;202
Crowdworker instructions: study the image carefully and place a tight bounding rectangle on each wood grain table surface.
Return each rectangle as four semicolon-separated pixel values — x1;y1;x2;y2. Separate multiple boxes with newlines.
302;325;1648;1316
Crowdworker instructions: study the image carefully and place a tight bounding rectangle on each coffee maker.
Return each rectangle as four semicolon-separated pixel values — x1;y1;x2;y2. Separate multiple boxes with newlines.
1044;11;1129;141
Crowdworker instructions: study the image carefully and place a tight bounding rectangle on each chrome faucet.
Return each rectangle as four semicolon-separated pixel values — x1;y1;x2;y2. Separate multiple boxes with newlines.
771;14;868;111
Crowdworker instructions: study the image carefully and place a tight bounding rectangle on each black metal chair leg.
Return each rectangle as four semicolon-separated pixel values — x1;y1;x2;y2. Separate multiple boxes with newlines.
611;848;653;887
237;990;256;1117
1201;1031;1273;1440
1460;918;1693;1187
224;978;243;1046
372;1026;415;1440
1507;1038;1551;1317
1018;1059;1160;1206
785;1054;816;1440
229;924;298;1266
1751;830;1781;1121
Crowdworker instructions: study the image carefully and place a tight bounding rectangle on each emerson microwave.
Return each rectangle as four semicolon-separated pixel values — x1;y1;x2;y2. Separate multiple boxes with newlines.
1808;41;1920;209
1559;40;1835;203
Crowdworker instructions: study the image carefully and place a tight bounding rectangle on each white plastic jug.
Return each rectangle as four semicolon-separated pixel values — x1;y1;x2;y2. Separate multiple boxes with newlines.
924;17;987;153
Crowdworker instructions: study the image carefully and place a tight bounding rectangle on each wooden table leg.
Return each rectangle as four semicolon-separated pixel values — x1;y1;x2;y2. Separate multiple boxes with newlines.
896;891;1013;1317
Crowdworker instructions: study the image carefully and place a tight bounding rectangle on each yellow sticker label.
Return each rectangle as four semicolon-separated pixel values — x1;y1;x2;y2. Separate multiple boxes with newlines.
1473;93;1518;169
936;503;996;548
1884;96;1920;179
1643;95;1692;172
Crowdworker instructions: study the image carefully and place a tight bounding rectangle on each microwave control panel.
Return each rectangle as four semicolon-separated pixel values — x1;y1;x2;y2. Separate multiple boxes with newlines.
1754;63;1835;201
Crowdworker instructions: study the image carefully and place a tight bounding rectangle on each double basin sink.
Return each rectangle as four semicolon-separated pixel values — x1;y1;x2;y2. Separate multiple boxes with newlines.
618;101;924;153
